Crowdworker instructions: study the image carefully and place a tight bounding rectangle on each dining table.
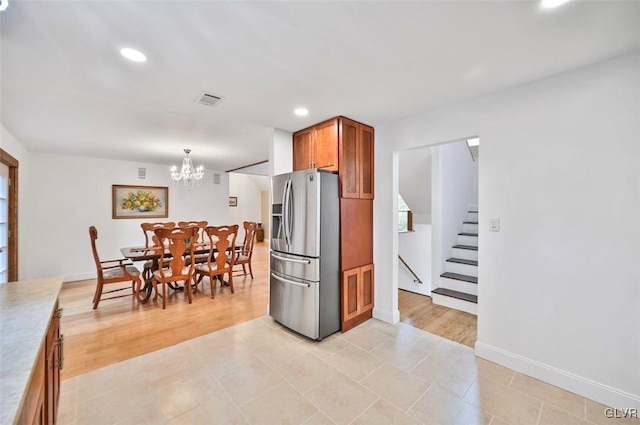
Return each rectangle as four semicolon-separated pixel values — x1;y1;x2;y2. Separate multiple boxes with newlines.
120;243;242;303
120;244;241;302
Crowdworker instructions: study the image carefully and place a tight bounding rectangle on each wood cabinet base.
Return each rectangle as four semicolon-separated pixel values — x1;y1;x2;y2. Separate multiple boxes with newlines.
341;264;374;332
341;310;373;332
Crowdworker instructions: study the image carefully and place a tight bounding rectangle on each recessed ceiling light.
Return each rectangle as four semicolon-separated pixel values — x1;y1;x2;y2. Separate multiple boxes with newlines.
120;47;147;63
467;137;480;147
541;0;571;9
294;108;309;116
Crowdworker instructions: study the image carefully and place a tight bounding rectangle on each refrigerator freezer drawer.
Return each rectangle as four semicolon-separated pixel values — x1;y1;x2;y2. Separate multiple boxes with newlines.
270;251;319;282
269;271;319;340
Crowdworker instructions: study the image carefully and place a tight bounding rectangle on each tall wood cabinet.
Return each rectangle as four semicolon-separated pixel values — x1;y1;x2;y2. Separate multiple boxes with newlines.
292;116;375;332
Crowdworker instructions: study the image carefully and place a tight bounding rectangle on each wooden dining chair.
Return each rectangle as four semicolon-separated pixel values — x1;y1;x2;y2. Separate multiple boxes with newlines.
151;226;198;309
142;222;176;247
193;225;238;299
141;222;176;281
177;220;208;265
229;221;258;279
89;226;142;309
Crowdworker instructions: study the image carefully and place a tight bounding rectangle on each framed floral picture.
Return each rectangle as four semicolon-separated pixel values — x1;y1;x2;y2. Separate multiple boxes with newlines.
229;196;237;207
112;185;169;219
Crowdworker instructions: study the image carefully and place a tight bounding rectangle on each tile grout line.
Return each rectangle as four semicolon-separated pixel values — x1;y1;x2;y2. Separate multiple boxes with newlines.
346;396;381;425
535;401;544;425
301;411;338;425
460;376;478;400
356;360;387;383
405;383;433;416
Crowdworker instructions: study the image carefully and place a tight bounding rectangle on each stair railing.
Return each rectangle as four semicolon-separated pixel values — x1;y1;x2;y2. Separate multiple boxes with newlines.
398;255;423;284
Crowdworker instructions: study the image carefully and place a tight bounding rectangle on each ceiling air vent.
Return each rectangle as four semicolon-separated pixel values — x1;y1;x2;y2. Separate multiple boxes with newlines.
196;91;223;107
138;167;147;180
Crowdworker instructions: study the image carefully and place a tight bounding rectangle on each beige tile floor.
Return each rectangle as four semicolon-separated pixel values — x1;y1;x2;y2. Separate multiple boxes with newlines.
57;317;639;425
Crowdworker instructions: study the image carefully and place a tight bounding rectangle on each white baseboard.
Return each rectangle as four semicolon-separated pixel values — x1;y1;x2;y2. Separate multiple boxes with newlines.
475;341;640;410
373;307;400;324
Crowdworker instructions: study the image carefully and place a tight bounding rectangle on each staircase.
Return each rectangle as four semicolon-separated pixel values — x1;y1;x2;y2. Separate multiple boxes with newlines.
432;209;478;315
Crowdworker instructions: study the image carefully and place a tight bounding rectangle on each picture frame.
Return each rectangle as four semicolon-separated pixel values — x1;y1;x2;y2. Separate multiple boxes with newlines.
112;185;169;219
229;196;238;207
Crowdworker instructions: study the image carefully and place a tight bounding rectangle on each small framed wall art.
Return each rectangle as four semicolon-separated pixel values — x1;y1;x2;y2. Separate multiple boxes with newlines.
112;185;169;219
229;196;238;207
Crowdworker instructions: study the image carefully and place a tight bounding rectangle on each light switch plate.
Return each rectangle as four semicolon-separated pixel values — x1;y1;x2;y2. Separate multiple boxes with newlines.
489;218;500;232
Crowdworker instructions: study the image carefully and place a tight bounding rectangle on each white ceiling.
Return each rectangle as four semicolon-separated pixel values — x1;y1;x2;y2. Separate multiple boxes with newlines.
1;1;639;171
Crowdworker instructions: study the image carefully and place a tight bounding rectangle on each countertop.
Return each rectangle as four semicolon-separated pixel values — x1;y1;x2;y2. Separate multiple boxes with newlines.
0;276;63;425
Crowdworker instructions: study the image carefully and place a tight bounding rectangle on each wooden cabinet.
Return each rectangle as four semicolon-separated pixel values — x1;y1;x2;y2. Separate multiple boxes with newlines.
292;117;374;200
18;302;62;425
18;346;46;425
342;264;374;325
292;119;339;172
339;118;374;199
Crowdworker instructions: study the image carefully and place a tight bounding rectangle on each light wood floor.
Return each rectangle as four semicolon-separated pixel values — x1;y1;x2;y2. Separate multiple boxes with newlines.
60;242;477;379
398;289;477;348
59;242;271;380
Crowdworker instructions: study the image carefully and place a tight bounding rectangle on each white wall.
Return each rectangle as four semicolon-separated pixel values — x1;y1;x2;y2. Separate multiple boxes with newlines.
261;191;270;238
431;141;478;287
398;224;432;295
229;173;262;226
24;152;230;282
375;52;640;409
270;128;293;177
0;125;31;280
398;148;432;223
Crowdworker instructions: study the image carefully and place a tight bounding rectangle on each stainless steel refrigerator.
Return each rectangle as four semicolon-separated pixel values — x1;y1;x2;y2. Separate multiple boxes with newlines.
269;169;340;340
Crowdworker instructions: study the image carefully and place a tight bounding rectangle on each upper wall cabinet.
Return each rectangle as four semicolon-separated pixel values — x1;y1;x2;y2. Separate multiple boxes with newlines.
293;116;374;199
293;118;339;172
339;118;374;199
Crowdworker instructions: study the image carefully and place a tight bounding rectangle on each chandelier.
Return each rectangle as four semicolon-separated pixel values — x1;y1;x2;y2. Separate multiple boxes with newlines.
170;149;205;189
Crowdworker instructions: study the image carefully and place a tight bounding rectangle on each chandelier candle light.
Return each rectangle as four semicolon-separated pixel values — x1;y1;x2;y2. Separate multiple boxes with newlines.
170;149;205;189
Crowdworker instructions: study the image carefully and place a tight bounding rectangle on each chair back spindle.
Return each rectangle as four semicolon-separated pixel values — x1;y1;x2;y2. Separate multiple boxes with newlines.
154;227;197;279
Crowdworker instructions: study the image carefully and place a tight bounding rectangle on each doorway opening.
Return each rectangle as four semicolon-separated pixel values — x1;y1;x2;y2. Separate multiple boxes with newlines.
394;137;479;347
0;149;19;283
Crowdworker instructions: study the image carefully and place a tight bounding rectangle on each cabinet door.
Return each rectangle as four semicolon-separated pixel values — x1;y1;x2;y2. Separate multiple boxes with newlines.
19;346;46;425
313;119;338;171
360;264;374;314
293;128;313;171
359;125;374;199
46;305;61;425
342;267;360;322
338;118;359;198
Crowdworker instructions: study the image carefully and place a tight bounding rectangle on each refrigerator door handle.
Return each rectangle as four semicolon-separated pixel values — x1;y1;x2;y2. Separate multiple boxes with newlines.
287;178;294;245
271;272;311;288
283;179;292;246
272;254;311;265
